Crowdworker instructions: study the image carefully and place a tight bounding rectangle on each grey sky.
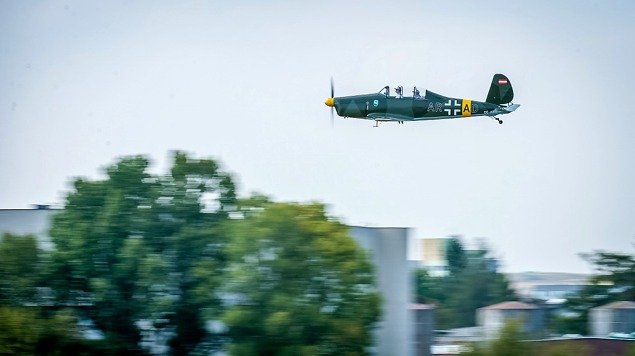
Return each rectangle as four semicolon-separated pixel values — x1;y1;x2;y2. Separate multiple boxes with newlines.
1;0;634;273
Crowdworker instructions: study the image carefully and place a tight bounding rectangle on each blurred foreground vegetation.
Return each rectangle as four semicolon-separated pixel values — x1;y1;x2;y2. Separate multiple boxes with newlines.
414;236;517;329
415;235;635;337
552;250;635;335
4;152;634;355
0;152;380;355
465;318;635;356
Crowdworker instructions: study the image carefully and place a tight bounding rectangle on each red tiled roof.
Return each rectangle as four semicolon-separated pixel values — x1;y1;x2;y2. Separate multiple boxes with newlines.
594;301;635;309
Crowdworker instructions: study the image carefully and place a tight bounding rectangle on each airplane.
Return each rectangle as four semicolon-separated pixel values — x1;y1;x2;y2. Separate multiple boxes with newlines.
324;74;520;126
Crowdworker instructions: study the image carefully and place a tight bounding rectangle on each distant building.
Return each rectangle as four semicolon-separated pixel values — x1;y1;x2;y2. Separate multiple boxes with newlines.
507;272;590;303
477;301;545;341
430;343;471;355
411;303;434;356
434;326;485;345
418;237;500;277
421;237;450;277
528;284;584;302
590;301;635;336
349;227;417;355
0;208;58;249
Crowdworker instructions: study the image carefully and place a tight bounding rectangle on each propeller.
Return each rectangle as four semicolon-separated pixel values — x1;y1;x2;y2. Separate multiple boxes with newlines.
325;77;335;127
330;76;334;98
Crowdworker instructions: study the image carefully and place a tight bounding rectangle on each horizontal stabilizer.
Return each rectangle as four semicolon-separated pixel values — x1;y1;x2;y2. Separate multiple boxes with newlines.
505;104;520;112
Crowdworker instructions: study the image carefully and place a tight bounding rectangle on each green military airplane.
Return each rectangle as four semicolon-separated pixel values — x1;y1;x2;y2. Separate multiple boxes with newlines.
324;74;519;126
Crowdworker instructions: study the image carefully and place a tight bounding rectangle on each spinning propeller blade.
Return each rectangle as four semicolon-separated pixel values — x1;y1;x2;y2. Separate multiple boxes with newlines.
325;77;335;127
330;76;334;98
330;77;334;127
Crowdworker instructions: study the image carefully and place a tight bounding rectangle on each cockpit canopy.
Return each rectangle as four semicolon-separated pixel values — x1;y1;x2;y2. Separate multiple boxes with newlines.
379;86;426;99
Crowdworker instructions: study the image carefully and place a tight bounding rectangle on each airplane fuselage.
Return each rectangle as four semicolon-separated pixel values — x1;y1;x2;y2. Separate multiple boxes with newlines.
325;74;519;125
333;91;500;122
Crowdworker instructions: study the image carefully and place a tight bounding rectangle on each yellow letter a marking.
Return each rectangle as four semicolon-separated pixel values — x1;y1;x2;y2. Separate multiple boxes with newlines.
462;99;472;117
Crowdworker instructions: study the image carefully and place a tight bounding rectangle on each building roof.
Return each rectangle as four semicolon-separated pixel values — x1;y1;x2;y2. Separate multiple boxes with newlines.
479;301;537;310
594;301;635;309
409;303;434;310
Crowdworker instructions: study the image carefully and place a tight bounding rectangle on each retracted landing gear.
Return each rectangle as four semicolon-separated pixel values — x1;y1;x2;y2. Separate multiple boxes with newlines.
373;120;404;127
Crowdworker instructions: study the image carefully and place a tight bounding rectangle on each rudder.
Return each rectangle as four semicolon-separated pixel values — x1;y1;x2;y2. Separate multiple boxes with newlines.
486;74;514;105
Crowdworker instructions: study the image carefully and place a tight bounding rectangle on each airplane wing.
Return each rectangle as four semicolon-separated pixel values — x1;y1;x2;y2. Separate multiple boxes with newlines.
366;113;414;122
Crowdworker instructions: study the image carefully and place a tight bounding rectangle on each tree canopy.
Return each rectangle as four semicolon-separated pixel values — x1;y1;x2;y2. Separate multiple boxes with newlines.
581;250;635;300
0;233;41;306
555;249;635;335
48;151;236;354
415;237;516;329
2;152;381;355
220;201;381;356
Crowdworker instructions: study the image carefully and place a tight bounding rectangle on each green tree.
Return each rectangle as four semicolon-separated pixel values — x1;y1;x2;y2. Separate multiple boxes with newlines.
581;250;635;300
0;234;112;355
48;151;236;354
219;202;381;355
465;319;536;356
0;307;41;355
551;280;611;336
557;249;635;335
0;306;107;356
446;236;466;277
414;268;445;304
415;239;516;329
488;319;532;356
0;233;42;306
464;319;533;356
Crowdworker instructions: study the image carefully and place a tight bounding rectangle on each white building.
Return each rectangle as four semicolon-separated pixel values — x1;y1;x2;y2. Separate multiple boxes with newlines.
0;207;57;249
477;301;545;341
590;301;635;336
349;226;416;355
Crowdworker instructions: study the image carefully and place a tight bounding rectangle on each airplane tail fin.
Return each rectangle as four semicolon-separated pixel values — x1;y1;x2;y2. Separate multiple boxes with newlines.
486;74;514;105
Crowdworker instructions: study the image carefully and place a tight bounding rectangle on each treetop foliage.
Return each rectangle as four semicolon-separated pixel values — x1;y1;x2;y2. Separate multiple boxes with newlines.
1;151;380;355
221;202;380;355
415;236;516;329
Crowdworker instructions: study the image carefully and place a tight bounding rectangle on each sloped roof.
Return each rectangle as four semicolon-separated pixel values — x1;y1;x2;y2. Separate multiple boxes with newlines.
594;301;635;309
479;301;537;310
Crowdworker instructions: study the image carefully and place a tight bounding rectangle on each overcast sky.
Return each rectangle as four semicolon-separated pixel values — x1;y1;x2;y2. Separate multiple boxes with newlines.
1;0;634;273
